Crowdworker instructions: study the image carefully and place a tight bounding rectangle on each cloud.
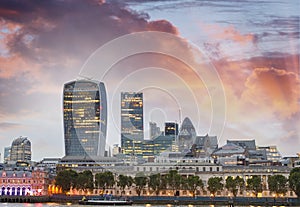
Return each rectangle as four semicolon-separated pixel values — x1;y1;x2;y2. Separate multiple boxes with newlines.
0;122;22;130
0;0;183;159
0;0;299;159
200;23;255;45
242;67;300;118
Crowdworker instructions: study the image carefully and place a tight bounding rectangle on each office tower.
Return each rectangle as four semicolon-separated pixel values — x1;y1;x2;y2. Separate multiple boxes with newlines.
121;135;143;157
178;117;196;151
121;92;144;141
149;122;161;139
3;147;11;163
63;79;107;157
10;136;31;162
164;122;178;136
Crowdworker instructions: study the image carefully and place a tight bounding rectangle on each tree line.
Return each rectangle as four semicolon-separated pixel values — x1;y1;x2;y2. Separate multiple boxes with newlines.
55;167;300;197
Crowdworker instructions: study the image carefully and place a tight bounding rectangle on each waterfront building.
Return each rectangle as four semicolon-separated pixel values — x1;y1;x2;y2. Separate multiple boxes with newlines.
121;92;144;141
294;159;300;168
56;155;125;173
36;158;61;179
63;79;107;157
212;143;247;166
164;122;178;136
9;137;31;162
192;134;218;158
3;147;11;163
257;146;281;163
0;168;49;196
227;139;256;150
280;156;299;168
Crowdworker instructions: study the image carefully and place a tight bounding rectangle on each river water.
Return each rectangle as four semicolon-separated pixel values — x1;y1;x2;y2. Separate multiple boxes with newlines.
0;203;286;207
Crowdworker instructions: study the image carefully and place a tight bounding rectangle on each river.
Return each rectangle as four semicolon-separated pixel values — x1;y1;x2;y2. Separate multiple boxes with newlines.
0;203;287;207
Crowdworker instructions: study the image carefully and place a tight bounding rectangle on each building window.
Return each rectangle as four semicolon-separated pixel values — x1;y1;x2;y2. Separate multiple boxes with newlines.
217;167;219;171
203;167;206;172
137;167;139;172
210;167;212;172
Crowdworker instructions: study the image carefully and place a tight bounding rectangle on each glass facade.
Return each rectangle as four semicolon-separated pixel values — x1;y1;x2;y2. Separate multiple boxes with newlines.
121;134;175;159
10;137;31;162
165;122;178;136
121;92;144;141
63;80;107;157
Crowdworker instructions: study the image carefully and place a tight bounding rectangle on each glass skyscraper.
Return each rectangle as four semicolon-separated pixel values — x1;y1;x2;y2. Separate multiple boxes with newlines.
121;92;144;141
10;136;31;162
63;80;107;157
121;92;144;157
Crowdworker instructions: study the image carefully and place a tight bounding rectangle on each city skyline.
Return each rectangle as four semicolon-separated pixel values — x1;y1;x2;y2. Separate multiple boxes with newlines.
0;0;299;160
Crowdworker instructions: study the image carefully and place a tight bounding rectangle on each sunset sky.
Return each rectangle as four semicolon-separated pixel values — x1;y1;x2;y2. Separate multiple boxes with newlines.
0;0;299;161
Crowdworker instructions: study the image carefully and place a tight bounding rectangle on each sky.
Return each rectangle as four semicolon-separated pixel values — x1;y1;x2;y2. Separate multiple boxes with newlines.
0;0;299;161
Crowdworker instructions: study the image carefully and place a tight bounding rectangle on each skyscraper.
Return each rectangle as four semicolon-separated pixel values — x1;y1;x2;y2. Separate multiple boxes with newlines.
10;136;31;162
149;122;161;139
165;122;178;136
121;92;144;141
121;92;144;158
3;147;11;163
63;79;107;157
178;117;197;152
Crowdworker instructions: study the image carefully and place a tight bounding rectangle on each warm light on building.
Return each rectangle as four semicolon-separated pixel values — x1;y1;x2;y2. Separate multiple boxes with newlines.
63;80;107;157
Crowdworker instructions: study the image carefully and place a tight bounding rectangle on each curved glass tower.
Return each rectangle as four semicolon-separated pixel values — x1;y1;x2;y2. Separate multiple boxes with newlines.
63;80;107;157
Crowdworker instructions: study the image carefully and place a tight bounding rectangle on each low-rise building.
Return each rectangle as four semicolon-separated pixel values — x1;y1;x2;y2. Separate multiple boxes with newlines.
0;168;49;196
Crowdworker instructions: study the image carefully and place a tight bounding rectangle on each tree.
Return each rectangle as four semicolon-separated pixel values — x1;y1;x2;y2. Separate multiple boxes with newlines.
289;167;300;197
186;175;204;197
166;170;182;196
207;177;223;196
76;170;94;193
134;173;148;196
117;175;133;196
95;171;115;194
55;169;78;193
246;175;262;197
148;173;167;195
268;174;288;196
225;176;245;197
